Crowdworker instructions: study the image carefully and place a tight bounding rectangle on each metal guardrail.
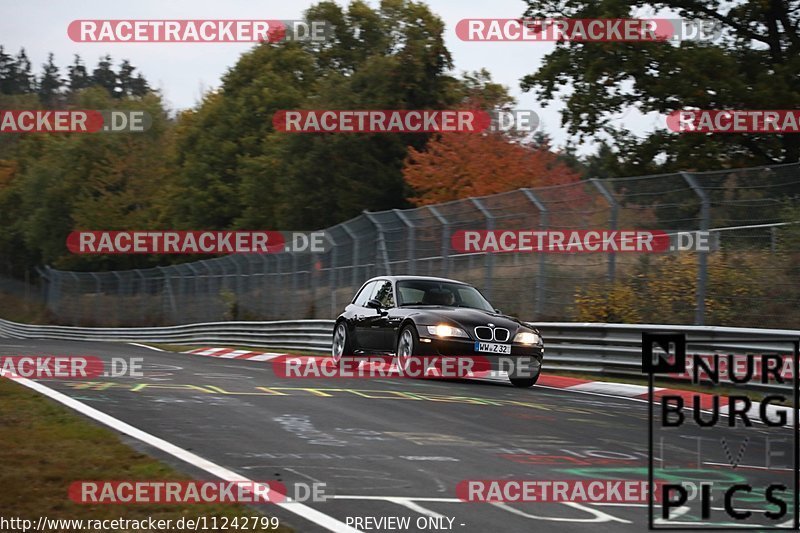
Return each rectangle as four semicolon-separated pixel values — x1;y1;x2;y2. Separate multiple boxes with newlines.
537;322;800;391
1;318;798;389
0;318;335;352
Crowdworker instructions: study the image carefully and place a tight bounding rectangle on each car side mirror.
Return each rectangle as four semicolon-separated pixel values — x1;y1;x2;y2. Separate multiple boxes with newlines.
494;308;502;314
366;298;383;309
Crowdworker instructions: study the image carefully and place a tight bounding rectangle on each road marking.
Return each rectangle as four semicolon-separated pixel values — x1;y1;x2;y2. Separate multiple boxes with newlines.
0;370;362;533
128;342;165;352
387;497;446;519
333;495;630;523
491;501;630;523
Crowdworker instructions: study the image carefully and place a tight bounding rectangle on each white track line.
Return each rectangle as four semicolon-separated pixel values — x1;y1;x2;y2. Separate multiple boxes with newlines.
0;370;361;533
127;342;165;352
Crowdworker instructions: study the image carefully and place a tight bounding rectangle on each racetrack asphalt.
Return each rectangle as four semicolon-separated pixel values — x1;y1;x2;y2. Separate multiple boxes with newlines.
1;339;795;532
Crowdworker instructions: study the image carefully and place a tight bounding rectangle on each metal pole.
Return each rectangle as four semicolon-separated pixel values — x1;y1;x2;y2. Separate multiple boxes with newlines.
325;232;338;317
522;188;549;318
363;211;391;276
470;197;495;300
682;171;709;326
185;264;200;324
590;178;619;282
89;272;102;325
111;271;123;325
341;222;359;289
393;209;416;275
427;205;450;277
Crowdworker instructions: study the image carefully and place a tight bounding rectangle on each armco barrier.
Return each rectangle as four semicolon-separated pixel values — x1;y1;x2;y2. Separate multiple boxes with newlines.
0;318;334;352
1;318;798;390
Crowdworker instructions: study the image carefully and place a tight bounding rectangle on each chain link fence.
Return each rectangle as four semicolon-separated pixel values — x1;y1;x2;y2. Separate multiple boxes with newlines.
31;162;800;328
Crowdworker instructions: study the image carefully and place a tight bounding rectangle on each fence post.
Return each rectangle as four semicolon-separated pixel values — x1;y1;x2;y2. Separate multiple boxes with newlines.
590;178;619;282
111;271;123;325
156;266;177;324
184;264;199;324
341;222;359;289
290;252;298;317
427;205;450;277
771;226;778;253
521;188;549;318
231;256;244;320
470;197;494;300
393;209;416;275
325;232;338;317
682;171;709;326
363;211;391;276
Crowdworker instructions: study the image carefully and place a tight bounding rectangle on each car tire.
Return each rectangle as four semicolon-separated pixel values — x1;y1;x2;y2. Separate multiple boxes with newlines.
396;324;419;372
509;372;540;388
332;321;353;366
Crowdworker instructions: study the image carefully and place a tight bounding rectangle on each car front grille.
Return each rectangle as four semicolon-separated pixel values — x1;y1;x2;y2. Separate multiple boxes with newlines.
494;328;510;342
474;327;510;342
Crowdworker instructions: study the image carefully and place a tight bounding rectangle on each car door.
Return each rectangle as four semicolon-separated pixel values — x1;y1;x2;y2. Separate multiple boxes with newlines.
355;279;393;352
369;280;397;351
350;281;377;351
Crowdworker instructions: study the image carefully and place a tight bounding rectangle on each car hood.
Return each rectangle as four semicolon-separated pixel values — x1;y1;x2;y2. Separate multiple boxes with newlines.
404;306;534;334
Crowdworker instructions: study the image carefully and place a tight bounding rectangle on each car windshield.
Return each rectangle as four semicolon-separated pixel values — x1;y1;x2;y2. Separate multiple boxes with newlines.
396;280;494;312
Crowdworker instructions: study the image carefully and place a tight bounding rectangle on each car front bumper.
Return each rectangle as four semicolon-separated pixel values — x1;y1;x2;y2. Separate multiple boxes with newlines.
416;335;543;377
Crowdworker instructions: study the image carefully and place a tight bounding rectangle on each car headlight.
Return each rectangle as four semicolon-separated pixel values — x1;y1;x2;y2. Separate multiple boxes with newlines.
513;331;541;345
426;325;468;338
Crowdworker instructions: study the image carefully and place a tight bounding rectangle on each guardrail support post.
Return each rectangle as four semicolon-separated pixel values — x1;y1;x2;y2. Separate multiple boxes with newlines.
682;171;709;326
590;178;619;282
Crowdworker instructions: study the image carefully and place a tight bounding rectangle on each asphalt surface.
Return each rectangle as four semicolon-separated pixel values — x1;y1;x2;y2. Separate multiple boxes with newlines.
2;339;796;532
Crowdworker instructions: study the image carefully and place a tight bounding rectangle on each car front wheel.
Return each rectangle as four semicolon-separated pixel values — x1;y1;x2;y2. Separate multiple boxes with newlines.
396;324;418;371
332;322;352;366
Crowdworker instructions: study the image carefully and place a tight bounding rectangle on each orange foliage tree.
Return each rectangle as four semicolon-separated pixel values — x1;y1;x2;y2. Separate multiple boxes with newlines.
403;132;581;205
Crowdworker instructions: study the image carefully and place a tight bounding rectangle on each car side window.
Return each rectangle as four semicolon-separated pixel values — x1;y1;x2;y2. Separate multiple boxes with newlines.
353;281;376;307
371;280;395;308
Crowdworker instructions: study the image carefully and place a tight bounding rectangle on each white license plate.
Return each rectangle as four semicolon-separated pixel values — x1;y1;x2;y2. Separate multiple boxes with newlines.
474;342;511;354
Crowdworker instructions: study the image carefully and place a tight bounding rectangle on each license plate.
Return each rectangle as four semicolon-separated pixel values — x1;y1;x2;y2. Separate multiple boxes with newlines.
474;342;511;354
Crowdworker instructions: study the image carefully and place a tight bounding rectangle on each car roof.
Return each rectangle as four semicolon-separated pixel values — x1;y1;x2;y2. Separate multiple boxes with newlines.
364;275;469;285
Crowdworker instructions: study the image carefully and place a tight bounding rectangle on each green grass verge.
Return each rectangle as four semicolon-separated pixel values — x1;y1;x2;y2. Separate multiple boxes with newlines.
0;378;291;531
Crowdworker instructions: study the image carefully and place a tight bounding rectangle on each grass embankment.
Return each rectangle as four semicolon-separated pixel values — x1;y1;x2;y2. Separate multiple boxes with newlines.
0;378;291;531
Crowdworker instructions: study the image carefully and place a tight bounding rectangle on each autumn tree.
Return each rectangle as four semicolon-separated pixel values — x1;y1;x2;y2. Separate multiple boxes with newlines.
168;1;504;230
403;132;581;205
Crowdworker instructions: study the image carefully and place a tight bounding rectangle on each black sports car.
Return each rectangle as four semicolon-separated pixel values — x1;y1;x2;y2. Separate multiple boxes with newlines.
332;276;544;387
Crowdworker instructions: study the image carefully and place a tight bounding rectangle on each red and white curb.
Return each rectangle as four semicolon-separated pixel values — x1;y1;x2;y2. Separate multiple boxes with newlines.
538;374;791;425
185;347;286;362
